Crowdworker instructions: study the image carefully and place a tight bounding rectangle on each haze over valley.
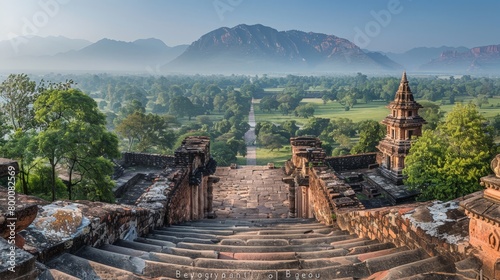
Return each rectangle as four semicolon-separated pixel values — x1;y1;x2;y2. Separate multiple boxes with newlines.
2;25;499;75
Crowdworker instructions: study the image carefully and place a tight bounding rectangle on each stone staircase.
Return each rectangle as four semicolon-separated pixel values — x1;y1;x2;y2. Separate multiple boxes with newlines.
38;218;464;280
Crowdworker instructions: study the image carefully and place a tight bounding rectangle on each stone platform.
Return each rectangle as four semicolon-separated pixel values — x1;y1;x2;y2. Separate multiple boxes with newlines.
212;166;290;219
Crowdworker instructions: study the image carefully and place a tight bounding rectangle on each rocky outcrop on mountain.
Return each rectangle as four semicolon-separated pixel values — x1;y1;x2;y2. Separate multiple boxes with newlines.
167;24;402;74
420;44;500;73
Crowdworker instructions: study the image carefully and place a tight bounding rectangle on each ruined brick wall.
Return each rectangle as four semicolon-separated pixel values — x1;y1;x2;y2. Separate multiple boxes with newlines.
336;202;471;263
307;169;335;225
0;158;18;178
166;170;192;224
122;152;175;168
325;153;378;172
288;136;364;223
20;200;164;263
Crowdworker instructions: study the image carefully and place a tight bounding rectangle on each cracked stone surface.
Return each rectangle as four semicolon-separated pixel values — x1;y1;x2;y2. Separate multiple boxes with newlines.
213;166;289;219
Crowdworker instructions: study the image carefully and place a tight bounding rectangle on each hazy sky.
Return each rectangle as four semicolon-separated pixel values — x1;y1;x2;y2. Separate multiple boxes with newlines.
0;0;498;53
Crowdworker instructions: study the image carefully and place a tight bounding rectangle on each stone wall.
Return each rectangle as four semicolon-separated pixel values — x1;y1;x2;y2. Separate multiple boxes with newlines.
336;200;471;264
325;153;378;172
286;136;364;223
22;200;159;263
121;152;175;168
0;158;18;178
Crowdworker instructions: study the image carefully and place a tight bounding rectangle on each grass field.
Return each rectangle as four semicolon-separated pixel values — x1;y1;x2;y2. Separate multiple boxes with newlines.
440;96;500;119
254;97;500;127
255;147;292;166
254;98;390;126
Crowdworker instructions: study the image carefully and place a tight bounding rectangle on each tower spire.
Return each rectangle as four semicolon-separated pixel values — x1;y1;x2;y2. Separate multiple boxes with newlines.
377;72;426;185
401;71;407;83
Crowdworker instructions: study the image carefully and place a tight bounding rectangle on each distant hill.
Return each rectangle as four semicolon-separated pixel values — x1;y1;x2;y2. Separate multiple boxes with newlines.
382;46;469;70
0;36;92;58
166;24;402;74
0;38;188;73
420;44;500;73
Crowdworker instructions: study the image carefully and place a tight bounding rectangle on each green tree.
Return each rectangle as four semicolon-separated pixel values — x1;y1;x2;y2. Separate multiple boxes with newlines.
0;74;38;131
419;101;444;130
297;118;330;137
351;120;385;154
404;103;495;201
34;88;119;201
294;103;315;118
169;96;203;120
258;133;288;151
259;95;279;112
116;112;175;153
211;141;237;166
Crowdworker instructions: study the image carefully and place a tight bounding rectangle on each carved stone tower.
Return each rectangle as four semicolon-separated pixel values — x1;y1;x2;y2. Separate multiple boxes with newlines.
377;72;426;184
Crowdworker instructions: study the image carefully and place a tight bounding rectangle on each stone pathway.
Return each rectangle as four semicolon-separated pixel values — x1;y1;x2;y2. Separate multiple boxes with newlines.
244;99;257;165
212;165;289;219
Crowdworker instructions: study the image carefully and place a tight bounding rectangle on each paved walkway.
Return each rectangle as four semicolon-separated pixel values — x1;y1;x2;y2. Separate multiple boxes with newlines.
244;99;257;165
212;165;289;219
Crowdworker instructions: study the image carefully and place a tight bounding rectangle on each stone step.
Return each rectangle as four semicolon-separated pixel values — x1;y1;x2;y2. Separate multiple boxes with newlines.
134;237;176;247
396;273;457;280
146;233;219;244
45;253;144;280
221;232;329;239
365;249;429;275
219;238;288;246
163;247;219;259
226;228;339;237
156;227;236;236
100;244;149;257
193;258;301;270
346;242;396;255
176;242;334;253
331;238;379;249
380;256;456;280
168;224;333;233
74;246;146;275
152;229;219;239
454;257;482;280
38;269;82;280
147;252;196;266
43;215;463;280
218;251;298;260
251;228;334;235
178;218;322;227
217;234;357;246
114;239;166;253
289;234;358;245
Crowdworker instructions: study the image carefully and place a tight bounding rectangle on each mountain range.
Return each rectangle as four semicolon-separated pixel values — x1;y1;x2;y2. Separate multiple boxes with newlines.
166;24;401;74
0;24;498;75
0;37;188;73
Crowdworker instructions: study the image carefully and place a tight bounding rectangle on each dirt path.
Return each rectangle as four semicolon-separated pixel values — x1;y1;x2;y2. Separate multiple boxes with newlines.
244;99;257;165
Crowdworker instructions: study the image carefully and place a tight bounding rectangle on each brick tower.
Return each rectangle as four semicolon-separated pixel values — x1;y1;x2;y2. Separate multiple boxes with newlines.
377;72;426;184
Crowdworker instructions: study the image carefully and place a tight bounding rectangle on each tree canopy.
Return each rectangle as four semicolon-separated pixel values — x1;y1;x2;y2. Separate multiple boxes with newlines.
34;88;119;201
404;103;496;201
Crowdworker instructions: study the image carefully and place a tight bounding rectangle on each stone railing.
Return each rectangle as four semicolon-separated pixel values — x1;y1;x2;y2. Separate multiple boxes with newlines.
336;199;472;264
325;152;378;172
285;136;364;223
121;152;176;168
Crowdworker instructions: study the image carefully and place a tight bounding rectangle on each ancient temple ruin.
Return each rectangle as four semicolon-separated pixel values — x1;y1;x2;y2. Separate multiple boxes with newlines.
377;72;426;184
